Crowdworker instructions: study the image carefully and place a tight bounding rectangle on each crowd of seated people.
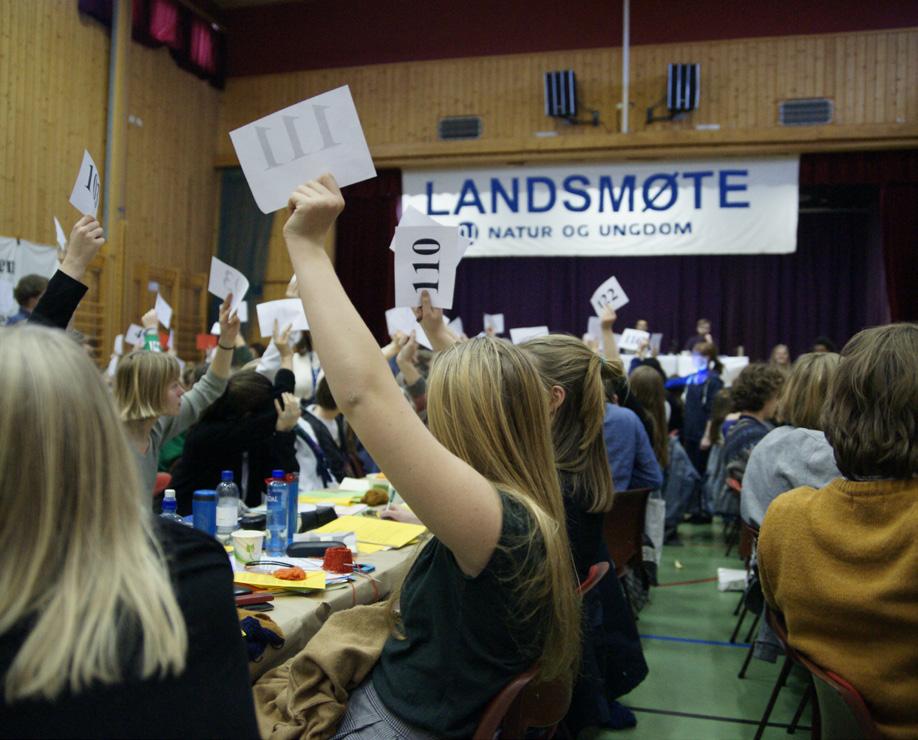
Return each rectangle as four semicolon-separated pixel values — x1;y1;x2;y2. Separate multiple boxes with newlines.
1;196;913;739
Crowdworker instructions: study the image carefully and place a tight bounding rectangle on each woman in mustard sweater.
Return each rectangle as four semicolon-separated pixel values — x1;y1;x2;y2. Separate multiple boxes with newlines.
758;323;918;739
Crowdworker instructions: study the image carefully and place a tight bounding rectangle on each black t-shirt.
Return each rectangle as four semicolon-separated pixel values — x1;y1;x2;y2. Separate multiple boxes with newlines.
0;520;258;739
372;492;548;738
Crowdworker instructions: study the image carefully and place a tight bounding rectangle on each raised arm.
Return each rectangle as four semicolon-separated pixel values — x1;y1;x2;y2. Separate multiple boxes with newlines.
29;216;104;329
600;305;624;371
283;175;501;576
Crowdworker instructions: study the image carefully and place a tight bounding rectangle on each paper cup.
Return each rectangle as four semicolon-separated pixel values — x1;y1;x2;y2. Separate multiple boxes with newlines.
231;529;265;564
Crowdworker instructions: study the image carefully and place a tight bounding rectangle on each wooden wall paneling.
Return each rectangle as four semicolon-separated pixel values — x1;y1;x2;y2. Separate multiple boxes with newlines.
217;28;918;167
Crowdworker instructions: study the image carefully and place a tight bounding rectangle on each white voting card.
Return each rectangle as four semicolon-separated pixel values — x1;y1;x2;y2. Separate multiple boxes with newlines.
210;321;221;335
384;307;431;350
68;150;101;217
590;276;630;316
125;324;144;346
483;313;505;334
230;85;376;214
155;293;173;329
447;316;463;336
113;334;124;356
650;332;663;354
237;300;249;323
619;328;651;352
255;298;310;338
393;225;461;309
509;326;549;344
207;257;249;317
53;217;67;252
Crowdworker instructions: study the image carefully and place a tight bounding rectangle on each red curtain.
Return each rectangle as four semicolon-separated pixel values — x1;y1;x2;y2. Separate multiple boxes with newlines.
78;0;225;88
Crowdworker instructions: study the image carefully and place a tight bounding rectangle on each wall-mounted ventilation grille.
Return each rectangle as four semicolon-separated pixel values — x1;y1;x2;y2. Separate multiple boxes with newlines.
779;98;833;126
438;116;482;140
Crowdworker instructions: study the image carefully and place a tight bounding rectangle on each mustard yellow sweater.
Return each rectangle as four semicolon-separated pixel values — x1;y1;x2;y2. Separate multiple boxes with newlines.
758;477;918;739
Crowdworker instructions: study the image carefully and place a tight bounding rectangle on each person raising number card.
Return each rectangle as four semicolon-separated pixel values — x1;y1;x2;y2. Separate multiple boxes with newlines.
281;175;581;738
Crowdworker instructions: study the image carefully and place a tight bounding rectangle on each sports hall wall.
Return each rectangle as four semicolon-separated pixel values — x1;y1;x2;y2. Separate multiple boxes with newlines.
0;0;220;361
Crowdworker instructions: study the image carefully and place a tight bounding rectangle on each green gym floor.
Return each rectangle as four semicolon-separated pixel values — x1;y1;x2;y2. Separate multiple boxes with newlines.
587;523;811;740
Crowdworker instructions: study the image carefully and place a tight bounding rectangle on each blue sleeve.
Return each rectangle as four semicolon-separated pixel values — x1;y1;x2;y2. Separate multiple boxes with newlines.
629;417;664;491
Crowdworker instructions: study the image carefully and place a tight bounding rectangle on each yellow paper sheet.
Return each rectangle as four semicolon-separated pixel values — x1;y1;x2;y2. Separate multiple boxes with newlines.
234;570;326;591
356;542;390;555
312;515;426;549
299;492;363;505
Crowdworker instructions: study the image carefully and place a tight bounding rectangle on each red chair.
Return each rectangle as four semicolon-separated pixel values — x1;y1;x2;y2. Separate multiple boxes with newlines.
754;609;880;740
602;488;651;580
472;561;612;740
153;472;172;496
577;561;610;596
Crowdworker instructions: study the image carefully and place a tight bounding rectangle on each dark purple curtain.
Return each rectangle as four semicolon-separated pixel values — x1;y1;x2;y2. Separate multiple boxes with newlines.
451;209;888;361
335;171;401;344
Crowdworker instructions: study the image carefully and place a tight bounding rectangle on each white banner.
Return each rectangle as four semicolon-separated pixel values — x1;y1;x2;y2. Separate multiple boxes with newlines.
0;237;60;317
402;157;799;257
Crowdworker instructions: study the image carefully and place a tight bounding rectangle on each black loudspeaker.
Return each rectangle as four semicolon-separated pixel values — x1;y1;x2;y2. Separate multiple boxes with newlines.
667;63;700;112
544;70;577;118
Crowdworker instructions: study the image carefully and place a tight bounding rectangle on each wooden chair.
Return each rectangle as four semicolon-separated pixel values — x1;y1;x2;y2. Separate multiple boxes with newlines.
472;561;612;740
602;488;651;579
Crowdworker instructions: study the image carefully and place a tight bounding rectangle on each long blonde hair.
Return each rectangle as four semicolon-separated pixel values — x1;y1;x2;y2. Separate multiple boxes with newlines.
114;350;181;421
776;352;840;430
426;337;581;685
523;334;617;512
628;366;670;469
0;326;187;701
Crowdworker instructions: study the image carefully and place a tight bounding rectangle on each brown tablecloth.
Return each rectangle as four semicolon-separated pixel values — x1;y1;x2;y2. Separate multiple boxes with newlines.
250;546;418;681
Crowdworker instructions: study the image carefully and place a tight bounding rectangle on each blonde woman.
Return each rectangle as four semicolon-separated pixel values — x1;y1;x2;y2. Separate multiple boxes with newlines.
283;175;580;739
115;296;238;494
0;326;257;736
741;352;841;528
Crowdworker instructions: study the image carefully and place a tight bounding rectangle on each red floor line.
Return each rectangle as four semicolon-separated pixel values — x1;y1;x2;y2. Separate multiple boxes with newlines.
656;576;719;587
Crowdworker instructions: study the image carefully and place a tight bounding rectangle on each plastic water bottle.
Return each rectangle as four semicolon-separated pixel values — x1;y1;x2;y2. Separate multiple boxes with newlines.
215;470;240;542
160;489;189;526
286;472;299;546
266;469;288;557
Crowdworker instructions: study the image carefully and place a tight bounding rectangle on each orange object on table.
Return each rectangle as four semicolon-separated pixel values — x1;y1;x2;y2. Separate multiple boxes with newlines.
273;566;307;581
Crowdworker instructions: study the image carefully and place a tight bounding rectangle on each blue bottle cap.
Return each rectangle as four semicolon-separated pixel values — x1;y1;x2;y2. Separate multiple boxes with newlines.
272;469;285;479
221;470;234;481
193;489;216;500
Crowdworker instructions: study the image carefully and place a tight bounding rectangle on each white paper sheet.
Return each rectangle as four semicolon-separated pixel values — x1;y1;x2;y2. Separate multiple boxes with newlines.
650;332;663;354
154;293;173;329
590;275;630;316
384;307;431;350
168;329;175;350
483;313;505;334
68;150;101;217
229;85;376;214
114;334;124;356
125;324;143;346
509;326;549;344
255;298;310;338
236;300;249;323
106;354;119;378
447;316;463;336
207;257;249;316
392;221;462;309
618;328;650;352
210;321;221;335
53;217;67;252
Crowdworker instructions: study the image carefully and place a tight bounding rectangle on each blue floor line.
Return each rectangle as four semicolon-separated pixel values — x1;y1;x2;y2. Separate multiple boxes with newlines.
640;633;751;649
